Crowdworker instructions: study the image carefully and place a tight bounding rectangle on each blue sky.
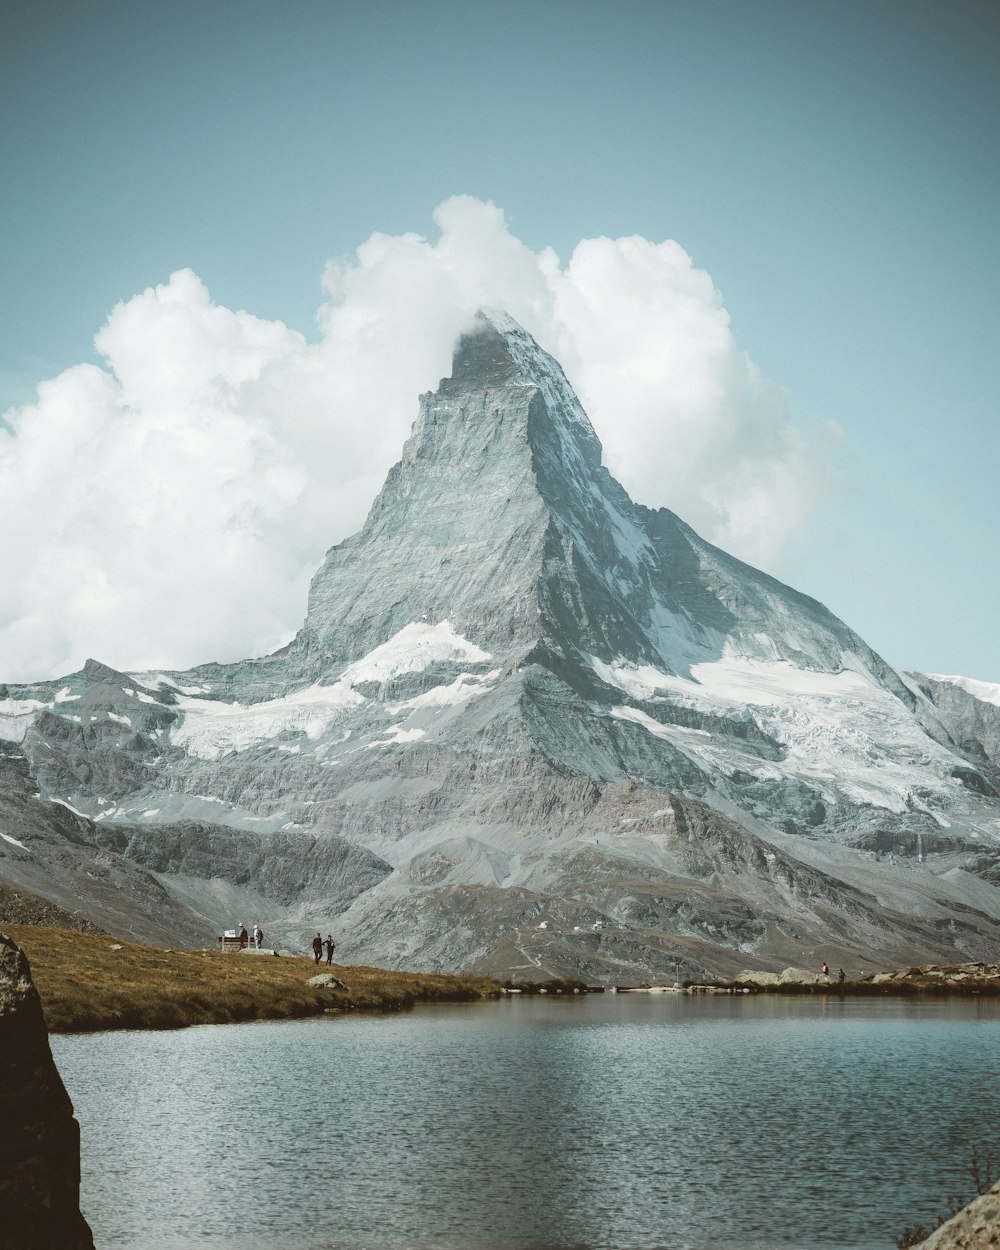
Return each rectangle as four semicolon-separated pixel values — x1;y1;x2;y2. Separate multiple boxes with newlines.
2;0;998;682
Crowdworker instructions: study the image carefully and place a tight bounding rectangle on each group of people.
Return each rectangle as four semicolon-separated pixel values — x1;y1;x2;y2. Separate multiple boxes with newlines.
237;923;265;950
312;932;336;965
234;922;336;962
821;962;847;983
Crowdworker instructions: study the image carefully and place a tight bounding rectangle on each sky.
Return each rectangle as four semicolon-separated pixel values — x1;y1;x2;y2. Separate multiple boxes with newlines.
2;0;998;685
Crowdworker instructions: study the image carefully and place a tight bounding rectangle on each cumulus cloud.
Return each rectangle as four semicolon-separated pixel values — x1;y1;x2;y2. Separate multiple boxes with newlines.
0;196;838;681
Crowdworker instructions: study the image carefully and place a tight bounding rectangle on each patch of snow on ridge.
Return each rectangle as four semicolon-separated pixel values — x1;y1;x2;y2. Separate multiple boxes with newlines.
367;725;426;748
171;682;364;760
135;673;212;695
51;798;91;820
590;657;675;702
596;653;966;814
341;621;491;686
611;706;709;739
0;697;48;742
54;686;80;703
388;670;501;713
1;832;29;850
928;674;1000;708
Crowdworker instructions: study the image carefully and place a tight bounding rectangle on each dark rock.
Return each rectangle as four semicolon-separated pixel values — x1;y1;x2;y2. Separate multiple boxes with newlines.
0;930;94;1249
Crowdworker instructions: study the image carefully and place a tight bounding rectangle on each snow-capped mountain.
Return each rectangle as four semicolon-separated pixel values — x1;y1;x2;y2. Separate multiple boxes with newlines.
3;313;1000;981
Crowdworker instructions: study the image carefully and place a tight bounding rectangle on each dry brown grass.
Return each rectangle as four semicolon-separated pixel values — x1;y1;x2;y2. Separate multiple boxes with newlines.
4;924;500;1034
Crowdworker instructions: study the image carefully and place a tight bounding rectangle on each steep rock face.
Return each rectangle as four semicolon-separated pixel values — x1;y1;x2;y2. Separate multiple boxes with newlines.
912;1178;1000;1250
300;313;921;691
0;743;216;945
0;932;94;1250
2;313;1000;981
913;674;1000;790
300;319;553;673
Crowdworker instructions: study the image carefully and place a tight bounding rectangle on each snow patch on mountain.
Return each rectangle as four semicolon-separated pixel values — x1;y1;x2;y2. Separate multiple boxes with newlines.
166;624;492;760
0;697;48;742
388;670;501;713
136;673;213;696
595;652;965;813
611;705;710;739
928;674;1000;708
340;621;491;686
368;725;426;748
171;681;364;760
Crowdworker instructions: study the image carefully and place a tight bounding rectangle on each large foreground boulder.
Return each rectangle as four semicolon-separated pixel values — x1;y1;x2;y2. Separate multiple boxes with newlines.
915;1179;1000;1249
0;931;94;1249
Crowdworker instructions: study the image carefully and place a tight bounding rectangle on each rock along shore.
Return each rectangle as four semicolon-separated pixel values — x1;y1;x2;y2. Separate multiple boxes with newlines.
683;961;1000;995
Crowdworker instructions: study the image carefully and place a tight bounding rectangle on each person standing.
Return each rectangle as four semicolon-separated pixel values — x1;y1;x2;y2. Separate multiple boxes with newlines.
312;932;323;965
324;934;335;966
252;924;261;949
821;961;830;978
239;923;248;950
255;926;264;951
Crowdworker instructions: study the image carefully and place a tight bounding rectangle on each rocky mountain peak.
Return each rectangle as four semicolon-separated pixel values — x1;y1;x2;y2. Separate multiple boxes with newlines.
3;314;1000;985
297;312;917;691
298;313;605;671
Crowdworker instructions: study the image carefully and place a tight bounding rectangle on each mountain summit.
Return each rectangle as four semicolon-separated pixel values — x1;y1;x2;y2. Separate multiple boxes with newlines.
306;313;917;686
3;314;1000;981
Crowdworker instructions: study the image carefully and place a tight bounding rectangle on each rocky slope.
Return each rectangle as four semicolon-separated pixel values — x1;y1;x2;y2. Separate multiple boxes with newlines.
2;313;1000;982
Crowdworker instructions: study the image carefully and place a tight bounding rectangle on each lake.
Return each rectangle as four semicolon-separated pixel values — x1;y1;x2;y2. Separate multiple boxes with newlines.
52;992;1000;1250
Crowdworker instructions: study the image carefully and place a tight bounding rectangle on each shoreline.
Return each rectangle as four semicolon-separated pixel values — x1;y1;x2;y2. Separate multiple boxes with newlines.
682;960;1000;997
3;924;502;1034
7;924;1000;1034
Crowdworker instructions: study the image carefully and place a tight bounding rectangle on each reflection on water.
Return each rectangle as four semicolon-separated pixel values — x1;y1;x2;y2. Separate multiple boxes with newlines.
52;993;1000;1250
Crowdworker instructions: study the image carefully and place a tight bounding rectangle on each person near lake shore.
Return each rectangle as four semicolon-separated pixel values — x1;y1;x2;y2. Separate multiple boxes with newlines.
821;962;830;977
239;924;248;950
312;932;323;964
324;934;335;965
838;967;846;983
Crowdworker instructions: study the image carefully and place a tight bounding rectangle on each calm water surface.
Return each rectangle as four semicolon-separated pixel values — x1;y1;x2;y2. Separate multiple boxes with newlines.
52;993;1000;1250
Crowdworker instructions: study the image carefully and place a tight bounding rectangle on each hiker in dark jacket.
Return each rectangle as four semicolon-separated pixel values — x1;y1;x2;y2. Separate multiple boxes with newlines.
312;932;323;965
324;934;335;965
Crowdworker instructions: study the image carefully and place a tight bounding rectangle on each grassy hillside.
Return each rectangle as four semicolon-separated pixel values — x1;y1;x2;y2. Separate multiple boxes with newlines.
4;924;500;1033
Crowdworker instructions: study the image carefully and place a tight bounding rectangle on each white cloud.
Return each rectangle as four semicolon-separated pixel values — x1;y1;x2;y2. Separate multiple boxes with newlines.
0;196;838;682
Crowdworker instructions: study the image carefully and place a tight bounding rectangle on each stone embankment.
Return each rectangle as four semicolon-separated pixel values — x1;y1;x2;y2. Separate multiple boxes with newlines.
0;930;94;1249
684;962;1000;994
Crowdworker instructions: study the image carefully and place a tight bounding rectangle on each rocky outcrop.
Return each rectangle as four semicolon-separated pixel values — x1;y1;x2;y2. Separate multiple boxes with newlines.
914;1179;1000;1249
0;881;106;933
913;674;1000;788
709;961;1000;994
0;931;94;1249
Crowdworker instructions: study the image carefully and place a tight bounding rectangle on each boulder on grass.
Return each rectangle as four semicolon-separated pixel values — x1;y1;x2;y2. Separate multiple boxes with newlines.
307;973;349;991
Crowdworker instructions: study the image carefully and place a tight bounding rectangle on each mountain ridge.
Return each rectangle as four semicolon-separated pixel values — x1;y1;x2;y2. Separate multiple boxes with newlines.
2;312;999;981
